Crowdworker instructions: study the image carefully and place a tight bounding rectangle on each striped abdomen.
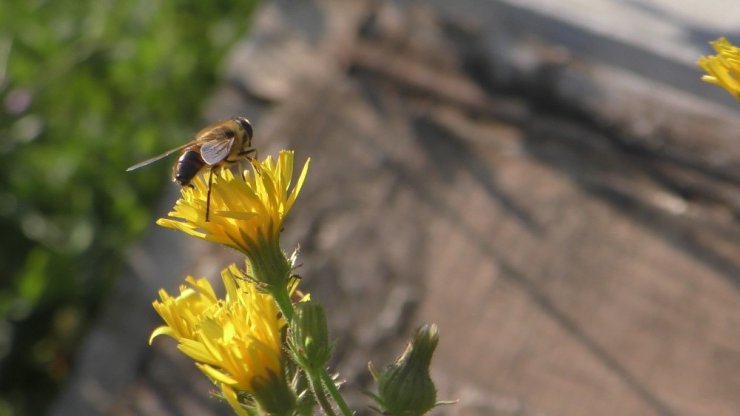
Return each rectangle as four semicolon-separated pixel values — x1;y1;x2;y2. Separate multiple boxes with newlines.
173;148;205;186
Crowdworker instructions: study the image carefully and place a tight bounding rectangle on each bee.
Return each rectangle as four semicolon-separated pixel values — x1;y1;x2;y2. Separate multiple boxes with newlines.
126;116;255;221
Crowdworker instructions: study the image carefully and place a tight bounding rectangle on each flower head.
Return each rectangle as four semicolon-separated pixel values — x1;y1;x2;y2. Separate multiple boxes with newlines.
698;37;740;98
150;264;294;411
157;150;309;257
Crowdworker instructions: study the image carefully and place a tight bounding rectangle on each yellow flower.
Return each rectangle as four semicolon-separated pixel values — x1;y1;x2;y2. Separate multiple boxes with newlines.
150;264;286;397
157;150;309;257
150;276;219;342
698;37;740;98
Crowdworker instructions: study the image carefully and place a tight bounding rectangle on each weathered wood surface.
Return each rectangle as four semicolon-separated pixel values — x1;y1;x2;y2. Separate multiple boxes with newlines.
52;1;740;415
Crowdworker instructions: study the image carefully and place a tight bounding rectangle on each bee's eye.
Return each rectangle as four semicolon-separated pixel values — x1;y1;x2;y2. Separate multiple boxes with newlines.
234;117;253;139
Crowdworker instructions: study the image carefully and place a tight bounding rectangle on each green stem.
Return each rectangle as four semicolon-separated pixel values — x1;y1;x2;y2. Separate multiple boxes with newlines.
270;285;352;416
319;370;353;416
306;367;337;416
271;284;294;322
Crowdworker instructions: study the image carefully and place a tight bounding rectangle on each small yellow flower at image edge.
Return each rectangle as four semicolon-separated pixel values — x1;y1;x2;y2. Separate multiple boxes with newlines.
156;150;310;259
150;264;296;414
698;37;740;99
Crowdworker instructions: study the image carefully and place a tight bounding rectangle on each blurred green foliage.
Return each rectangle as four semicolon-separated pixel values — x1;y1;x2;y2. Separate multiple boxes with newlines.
0;1;257;414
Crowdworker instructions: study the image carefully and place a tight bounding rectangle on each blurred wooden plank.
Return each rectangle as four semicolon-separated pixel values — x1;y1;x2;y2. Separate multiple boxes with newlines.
430;0;740;109
249;3;740;415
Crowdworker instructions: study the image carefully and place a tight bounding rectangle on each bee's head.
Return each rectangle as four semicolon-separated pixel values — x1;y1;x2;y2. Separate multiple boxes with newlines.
233;117;253;143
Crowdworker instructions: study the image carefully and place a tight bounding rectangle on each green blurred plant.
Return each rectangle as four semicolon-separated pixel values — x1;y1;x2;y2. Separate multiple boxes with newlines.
0;1;257;414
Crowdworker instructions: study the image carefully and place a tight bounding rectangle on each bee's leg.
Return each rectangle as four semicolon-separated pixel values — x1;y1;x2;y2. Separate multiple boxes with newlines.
221;158;243;180
225;148;257;182
205;167;214;222
225;148;257;164
239;147;257;159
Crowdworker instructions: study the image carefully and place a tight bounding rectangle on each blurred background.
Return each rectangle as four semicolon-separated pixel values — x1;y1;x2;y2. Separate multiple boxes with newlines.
0;1;258;414
2;1;740;415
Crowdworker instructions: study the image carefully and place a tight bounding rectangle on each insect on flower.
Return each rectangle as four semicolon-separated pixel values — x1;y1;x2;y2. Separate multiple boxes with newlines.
126;116;256;221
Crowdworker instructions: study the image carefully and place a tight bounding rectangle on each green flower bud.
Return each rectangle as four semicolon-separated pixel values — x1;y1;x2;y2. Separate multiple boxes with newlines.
369;324;440;416
289;302;332;371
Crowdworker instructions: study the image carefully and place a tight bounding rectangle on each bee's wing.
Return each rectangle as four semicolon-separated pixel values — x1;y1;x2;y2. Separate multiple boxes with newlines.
200;136;235;165
125;142;192;171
